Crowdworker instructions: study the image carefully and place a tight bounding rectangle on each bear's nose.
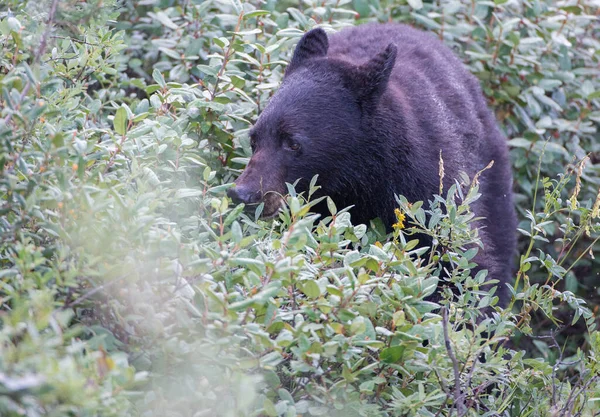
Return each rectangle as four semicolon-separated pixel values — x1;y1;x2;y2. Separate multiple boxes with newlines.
227;185;263;205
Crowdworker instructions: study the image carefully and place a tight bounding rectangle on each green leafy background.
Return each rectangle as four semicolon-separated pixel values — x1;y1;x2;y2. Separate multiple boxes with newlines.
1;0;599;416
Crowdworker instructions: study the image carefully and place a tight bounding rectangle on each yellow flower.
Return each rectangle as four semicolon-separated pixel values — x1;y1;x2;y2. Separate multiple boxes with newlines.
393;208;405;230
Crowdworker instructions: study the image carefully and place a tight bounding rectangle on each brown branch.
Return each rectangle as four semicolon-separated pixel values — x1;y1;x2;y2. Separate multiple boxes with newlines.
442;306;467;416
210;11;244;100
4;0;58;125
35;0;60;65
64;275;126;308
104;124;130;174
51;35;101;46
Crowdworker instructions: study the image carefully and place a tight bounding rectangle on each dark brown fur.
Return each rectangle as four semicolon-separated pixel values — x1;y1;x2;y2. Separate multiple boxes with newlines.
229;24;516;304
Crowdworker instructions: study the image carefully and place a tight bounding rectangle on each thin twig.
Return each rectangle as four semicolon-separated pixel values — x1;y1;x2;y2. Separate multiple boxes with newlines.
442;306;467;416
4;0;59;125
210;11;244;100
64;275;126;308
560;375;599;416
51;35;101;46
36;0;60;65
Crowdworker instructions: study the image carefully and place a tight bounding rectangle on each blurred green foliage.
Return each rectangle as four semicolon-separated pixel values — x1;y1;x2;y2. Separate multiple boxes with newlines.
1;0;599;416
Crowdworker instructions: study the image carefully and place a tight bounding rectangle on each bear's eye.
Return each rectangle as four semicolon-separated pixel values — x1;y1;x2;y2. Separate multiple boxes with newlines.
289;142;301;151
250;137;257;150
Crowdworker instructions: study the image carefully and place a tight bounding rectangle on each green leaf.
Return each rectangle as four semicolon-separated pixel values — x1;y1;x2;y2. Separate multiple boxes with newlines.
300;280;321;299
263;398;277;416
244;10;270;19
152;11;179;30
350;317;366;335
407;0;423;10
152;68;166;87
353;0;370;17
231;221;242;243
0;269;18;279
588;91;600;100
231;0;243;14
175;188;203;198
326;197;337;215
308;407;329;416
7;17;22;32
113;107;127;136
380;345;405;363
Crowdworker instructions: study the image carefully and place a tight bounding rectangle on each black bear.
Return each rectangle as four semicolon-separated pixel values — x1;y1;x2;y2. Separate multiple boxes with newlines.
228;23;516;304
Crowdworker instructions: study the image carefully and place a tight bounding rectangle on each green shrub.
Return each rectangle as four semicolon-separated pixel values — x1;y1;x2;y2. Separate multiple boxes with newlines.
1;0;599;416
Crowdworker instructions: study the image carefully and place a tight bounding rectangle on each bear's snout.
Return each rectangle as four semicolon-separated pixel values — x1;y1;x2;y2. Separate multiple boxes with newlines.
227;185;263;205
229;150;286;217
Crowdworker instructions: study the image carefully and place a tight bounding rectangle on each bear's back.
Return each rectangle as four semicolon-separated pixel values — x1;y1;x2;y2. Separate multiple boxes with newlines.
330;24;516;297
328;24;497;178
328;23;457;65
327;24;478;99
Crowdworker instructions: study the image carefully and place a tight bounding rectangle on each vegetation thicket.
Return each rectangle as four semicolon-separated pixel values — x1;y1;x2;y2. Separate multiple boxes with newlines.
0;0;599;416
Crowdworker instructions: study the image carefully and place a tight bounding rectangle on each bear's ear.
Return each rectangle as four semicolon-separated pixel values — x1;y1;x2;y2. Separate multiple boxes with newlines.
355;43;397;103
286;28;329;75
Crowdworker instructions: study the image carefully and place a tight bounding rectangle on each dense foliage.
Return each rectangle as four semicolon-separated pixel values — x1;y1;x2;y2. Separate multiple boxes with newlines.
1;0;599;416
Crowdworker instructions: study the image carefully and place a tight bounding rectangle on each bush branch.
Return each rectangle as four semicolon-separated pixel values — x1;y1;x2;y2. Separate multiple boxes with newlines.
36;0;60;65
442;306;466;416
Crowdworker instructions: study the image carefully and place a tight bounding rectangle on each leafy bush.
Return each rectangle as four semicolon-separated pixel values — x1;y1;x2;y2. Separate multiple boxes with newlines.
1;0;599;416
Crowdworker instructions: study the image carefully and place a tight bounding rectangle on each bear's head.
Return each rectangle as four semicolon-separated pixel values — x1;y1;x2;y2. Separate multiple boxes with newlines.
228;28;397;219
